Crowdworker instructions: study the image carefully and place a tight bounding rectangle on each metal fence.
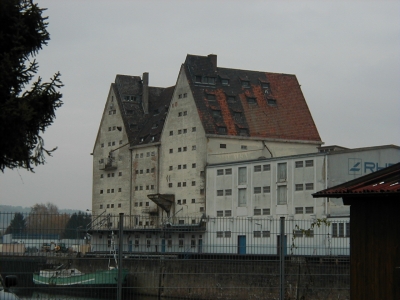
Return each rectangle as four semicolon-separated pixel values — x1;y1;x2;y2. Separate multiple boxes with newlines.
0;212;350;299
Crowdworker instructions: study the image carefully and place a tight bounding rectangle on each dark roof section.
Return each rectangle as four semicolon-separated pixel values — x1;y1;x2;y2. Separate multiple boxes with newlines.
313;162;400;198
184;54;322;142
113;75;174;146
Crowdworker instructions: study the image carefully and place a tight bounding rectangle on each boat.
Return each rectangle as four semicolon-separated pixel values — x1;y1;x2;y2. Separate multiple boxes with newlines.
32;265;129;286
33;221;128;288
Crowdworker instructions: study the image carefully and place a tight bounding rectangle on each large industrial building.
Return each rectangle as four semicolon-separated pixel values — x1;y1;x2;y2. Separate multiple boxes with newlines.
90;54;400;254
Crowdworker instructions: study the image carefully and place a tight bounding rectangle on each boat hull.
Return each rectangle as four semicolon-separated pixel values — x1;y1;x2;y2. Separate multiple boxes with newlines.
33;269;128;286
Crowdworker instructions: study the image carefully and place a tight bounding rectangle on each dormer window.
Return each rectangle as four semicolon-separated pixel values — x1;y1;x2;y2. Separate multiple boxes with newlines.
221;79;229;86
239;128;249;136
241;80;250;88
152;123;158;129
262;82;270;90
218;127;227;134
196;76;216;85
212;110;221;117
247;97;257;104
207;94;216;101
227;95;236;103
267;99;277;106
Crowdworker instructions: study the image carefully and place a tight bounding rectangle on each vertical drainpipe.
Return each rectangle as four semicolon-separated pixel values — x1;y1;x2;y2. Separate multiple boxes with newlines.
325;154;328;216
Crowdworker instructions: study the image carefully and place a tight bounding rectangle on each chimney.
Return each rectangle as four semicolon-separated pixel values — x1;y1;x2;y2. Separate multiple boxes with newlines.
208;54;217;72
142;72;149;114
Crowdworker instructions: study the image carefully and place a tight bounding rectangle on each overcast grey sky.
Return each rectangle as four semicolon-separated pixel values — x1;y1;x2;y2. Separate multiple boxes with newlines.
1;0;399;211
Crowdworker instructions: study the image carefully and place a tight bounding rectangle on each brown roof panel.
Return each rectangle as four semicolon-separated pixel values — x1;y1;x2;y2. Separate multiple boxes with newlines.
184;54;321;142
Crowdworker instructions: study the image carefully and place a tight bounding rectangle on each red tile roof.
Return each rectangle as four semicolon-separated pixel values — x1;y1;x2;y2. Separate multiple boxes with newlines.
184;54;322;142
313;163;400;198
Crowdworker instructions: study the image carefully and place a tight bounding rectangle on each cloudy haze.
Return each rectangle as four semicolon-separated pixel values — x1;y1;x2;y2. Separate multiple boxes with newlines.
1;0;399;211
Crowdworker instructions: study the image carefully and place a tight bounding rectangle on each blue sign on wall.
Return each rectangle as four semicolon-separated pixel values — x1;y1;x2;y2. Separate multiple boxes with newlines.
348;158;394;175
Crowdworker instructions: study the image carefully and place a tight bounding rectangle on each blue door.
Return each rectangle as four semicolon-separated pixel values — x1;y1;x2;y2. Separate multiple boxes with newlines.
161;239;166;253
238;235;246;254
277;235;287;256
128;240;132;252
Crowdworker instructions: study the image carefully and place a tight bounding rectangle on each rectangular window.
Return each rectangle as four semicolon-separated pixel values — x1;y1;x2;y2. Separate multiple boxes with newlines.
217;211;223;217
295;184;304;191
241;145;247;150
277;185;287;205
254;209;261;216
294;230;303;237
305;183;314;190
225;168;232;175
178;129;182;134
254;165;261;172
277;163;287;181
221;79;229;85
247;97;256;104
192;181;196;186
217;190;224;196
183;164;187;169
192;199;195;203
217;231;223;238
183;128;187;133
262;231;271;238
295;161;303;168
168;183;173;188
178;240;184;248
332;224;338;237
225;189;232;196
263;208;270;215
192;163;196;168
254;231;261;238
220;144;226;148
169;131;173;136
295;207;304;214
238;188;247;207
192;127;196;132
263;186;271;193
183;147;187;151
177;182;181;187
305;160;314;167
305;207;314;214
225;210;232;217
217;169;224;175
192;145;196;150
242;81;250;88
178;165;181;170
178;147;182;152
339;223;344;237
169;149;173;153
254;187;261;194
225;231;231;238
169;166;173;171
218;127;227;134
238;167;247;184
227;95;236;103
207;94;216;100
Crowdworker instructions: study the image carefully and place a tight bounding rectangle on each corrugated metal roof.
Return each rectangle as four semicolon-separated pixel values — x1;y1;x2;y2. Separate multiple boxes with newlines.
313;162;400;198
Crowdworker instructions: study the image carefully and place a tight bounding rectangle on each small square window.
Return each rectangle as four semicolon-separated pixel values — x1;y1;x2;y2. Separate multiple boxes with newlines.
217;169;224;176
225;231;231;238
263;186;271;193
217;211;223;217
242;81;250;88
177;182;181;187
183;147;187;151
178;165;181;170
254;209;261;216
192;127;196;132
183;111;187;116
100;204;103;209
305;160;314;167
178;94;182;99
177;199;181;205
119;172;122;176
192;163;196;168
217;190;223;196
220;144;226;149
262;208;270;215
221;79;229;85
101;143;104;148
217;231;223;238
178;147;182;152
295;184;304;191
225;168;232;175
225;189;232;196
294;230;303;237
192;181;196;186
192;199;195;203
100;190;103;194
295;161;304;168
192;145;196;150
183;93;187;98
168;183;173;188
200;206;204;212
227;95;236;103
305;207;314;214
262;231;271;238
267;99;277;106
295;207;304;214
241;145;247;150
118;188;121;192
254;187;261;194
305;183;314;190
178;129;182;134
169;131;173;136
169;149;173;153
254;231;261;238
225;210;232;217
254;165;262;172
183;164;187;169
178;112;182;117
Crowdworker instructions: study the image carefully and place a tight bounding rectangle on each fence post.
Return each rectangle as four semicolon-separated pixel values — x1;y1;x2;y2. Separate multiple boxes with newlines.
280;216;285;300
117;213;124;300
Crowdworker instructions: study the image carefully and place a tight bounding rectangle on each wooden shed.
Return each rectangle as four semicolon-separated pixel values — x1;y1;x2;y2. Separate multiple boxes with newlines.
313;162;400;300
